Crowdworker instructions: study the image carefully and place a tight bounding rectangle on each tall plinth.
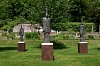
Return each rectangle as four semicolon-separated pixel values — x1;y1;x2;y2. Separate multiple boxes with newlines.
41;43;54;61
18;42;25;52
78;42;88;54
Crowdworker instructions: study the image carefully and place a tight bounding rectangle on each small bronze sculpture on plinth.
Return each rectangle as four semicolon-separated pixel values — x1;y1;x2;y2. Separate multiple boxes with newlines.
18;24;25;52
41;6;54;61
78;19;88;54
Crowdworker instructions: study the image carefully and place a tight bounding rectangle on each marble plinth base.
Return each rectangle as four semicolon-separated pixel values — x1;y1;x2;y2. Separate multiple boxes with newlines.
78;42;88;54
41;43;54;61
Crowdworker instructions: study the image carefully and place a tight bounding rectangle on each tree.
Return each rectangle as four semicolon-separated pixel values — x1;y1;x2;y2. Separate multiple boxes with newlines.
85;0;100;22
0;0;100;32
67;0;87;22
85;0;100;31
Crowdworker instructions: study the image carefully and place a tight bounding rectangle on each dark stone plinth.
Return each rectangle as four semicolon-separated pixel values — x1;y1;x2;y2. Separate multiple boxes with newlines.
78;42;88;54
18;42;25;52
41;43;54;61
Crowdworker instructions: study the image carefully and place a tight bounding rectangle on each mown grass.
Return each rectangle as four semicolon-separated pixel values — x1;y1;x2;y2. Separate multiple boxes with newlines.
0;40;100;66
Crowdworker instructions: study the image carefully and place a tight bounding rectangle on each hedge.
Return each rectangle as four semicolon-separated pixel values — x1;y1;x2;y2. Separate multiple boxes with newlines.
51;22;96;32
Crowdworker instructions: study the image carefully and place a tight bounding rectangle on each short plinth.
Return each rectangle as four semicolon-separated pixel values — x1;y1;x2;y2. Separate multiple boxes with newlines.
41;43;54;61
18;42;25;52
78;42;88;54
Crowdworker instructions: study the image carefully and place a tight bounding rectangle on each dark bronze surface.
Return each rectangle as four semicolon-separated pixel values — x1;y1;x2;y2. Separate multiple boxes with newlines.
42;7;51;43
80;24;84;42
19;25;24;41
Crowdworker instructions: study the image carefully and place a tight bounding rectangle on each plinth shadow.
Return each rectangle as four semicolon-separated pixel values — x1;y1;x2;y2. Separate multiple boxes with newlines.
0;47;17;52
91;47;100;50
97;48;100;50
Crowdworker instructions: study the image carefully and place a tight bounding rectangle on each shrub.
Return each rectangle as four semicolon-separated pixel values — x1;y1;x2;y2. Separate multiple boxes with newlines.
36;40;67;49
9;32;15;39
56;33;65;40
51;22;96;32
55;31;76;40
51;40;67;49
84;23;96;32
25;33;31;39
64;30;76;40
64;34;75;40
25;32;40;39
1;32;7;37
88;35;94;39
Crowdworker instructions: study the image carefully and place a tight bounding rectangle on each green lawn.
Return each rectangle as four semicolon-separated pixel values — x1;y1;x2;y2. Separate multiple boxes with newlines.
0;40;100;66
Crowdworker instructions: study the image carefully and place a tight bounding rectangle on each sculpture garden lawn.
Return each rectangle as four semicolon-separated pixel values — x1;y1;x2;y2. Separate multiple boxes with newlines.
0;40;100;66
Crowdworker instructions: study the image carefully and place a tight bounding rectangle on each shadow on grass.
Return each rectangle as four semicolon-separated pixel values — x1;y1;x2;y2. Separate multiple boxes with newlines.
0;47;17;51
91;47;100;50
97;48;100;50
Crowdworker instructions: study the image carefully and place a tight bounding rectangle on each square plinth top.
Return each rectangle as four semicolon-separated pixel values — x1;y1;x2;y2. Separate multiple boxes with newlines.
42;43;53;45
78;42;88;43
18;41;25;43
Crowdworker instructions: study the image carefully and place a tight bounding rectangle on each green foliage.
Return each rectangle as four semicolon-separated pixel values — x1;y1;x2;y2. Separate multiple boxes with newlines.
1;25;10;31
9;32;15;39
84;23;96;32
55;31;76;40
51;40;66;49
51;22;79;31
0;0;100;32
52;22;95;32
25;32;40;39
1;32;15;39
0;0;100;23
1;25;13;33
85;0;100;22
55;33;65;40
67;0;87;22
88;35;94;40
0;0;69;24
1;32;7;37
64;32;76;40
0;20;6;28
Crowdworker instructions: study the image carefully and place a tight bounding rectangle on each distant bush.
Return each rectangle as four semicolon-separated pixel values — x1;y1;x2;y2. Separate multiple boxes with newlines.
84;23;96;32
1;32;15;39
88;35;94;40
51;40;67;49
52;22;96;32
55;31;76;40
9;32;15;39
55;33;65;40
25;32;40;39
64;31;76;40
1;32;7;37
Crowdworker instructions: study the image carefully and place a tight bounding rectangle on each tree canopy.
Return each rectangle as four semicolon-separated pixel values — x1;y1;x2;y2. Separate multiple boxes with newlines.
0;0;100;31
